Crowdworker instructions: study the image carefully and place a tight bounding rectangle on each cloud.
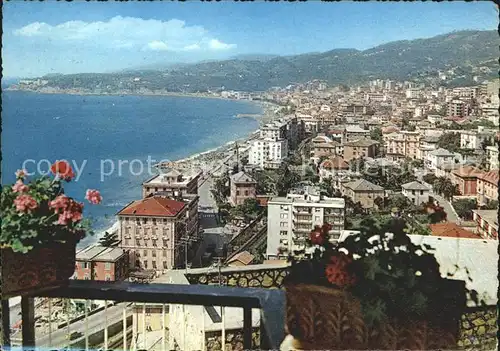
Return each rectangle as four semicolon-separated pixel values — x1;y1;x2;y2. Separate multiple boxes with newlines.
13;16;236;52
209;39;237;50
147;41;169;51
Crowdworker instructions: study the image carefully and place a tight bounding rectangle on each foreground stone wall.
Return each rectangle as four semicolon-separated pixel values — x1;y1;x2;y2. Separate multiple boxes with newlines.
458;307;498;350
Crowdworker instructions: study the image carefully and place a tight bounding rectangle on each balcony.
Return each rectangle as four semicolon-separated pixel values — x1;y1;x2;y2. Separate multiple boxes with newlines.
1;280;284;350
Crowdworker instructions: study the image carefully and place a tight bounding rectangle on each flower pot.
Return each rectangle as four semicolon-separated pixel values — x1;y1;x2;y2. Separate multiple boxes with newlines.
285;284;461;350
0;239;77;298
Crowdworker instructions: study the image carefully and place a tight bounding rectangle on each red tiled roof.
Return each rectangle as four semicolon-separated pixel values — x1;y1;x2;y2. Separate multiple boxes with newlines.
451;166;484;179
321;156;349;170
117;196;186;217
429;223;480;239
478;170;499;185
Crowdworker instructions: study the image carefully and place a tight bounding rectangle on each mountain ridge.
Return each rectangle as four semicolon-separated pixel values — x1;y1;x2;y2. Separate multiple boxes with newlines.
19;29;498;92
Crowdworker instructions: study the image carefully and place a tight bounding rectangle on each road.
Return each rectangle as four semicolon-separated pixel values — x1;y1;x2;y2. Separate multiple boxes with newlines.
431;193;460;224
36;303;131;348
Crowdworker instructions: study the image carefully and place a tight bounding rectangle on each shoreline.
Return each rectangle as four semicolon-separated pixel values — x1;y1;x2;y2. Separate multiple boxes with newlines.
78;95;281;242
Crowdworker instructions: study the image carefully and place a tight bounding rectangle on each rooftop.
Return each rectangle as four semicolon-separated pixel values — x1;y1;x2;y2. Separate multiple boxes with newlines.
402;181;431;191
93;247;127;262
343;138;379;147
230;171;257;184
429;148;455;157
117;196;186;217
429;223;480;239
343;179;384;192
478;169;499;185
451;166;484;178
76;245;108;261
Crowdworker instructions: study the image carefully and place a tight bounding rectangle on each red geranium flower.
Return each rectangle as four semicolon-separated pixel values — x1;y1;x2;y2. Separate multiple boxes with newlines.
325;254;356;288
309;229;324;245
51;160;75;181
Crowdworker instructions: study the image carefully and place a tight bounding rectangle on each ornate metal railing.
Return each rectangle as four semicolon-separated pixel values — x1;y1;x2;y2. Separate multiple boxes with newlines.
1;280;285;350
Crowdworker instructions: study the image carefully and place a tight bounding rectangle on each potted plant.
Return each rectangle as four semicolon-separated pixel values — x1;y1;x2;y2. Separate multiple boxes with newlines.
1;161;102;297
283;223;479;350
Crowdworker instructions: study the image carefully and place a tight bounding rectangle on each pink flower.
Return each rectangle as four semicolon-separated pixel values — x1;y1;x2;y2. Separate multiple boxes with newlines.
15;169;27;179
49;195;84;225
85;189;102;205
14;194;38;213
12;180;29;193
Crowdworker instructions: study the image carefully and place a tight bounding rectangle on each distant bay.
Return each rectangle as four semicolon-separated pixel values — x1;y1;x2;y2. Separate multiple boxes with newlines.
2;91;261;246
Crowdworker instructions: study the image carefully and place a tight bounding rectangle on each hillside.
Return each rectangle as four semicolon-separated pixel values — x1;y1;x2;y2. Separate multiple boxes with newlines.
17;30;499;92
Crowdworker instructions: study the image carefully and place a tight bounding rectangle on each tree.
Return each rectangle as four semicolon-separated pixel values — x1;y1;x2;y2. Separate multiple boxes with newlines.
303;166;320;184
276;162;300;196
319;177;334;197
211;172;230;205
232;198;262;223
369;127;383;143
99;231;120;247
453;198;477;220
437;132;460;153
423;173;437;186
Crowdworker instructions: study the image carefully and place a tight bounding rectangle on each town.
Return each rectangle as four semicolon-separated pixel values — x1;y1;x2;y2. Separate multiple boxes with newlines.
5;76;498;350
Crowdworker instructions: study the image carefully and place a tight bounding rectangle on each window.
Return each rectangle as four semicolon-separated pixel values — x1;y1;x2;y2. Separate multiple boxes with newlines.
152;261;157;269
84;274;90;280
280;222;287;227
152;250;156;257
163;261;168;269
104;262;111;270
105;274;111;281
315;208;321;213
420;190;424;195
412;190;415;195
153;218;157;225
143;261;148;269
315;216;321;222
244;190;249;196
143;250;148;257
236;190;240;196
152;239;157;247
135;239;140;246
142;218;147;224
163;239;168;247
280;231;287;236
163;250;167;257
280;213;288;219
80;262;86;269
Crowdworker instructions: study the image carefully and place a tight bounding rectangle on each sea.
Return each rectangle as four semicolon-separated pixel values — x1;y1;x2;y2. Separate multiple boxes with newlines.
2;91;261;248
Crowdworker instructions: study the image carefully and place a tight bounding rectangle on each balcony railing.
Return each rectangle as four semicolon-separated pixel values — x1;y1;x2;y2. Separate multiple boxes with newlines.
1;280;285;350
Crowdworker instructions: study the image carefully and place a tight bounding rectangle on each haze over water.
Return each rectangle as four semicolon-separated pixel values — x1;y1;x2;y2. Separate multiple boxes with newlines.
2;91;260;246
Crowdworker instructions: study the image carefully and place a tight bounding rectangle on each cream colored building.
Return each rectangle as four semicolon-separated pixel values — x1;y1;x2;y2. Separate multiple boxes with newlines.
142;168;201;198
117;194;199;273
384;131;421;160
486;145;499;170
266;187;345;259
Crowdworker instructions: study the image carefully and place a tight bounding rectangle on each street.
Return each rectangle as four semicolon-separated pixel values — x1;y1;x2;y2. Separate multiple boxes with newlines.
36;302;131;347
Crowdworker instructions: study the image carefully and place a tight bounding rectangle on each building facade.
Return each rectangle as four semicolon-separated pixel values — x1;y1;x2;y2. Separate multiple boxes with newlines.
401;181;431;206
117;195;199;273
473;210;498;240
341;179;385;209
142;168;201;198
74;246;129;281
266;189;345;259
229;171;257;206
343;138;379;162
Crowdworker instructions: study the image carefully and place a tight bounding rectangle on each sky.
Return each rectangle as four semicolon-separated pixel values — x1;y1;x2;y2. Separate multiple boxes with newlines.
2;1;498;78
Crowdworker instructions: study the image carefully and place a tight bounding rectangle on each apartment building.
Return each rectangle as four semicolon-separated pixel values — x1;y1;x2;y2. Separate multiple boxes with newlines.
447;99;469;117
343;138;379;162
142;168;201;198
473;210;498;240
405;88;422;100
117;194;199;273
266;188;345;259
460;128;494;150
229;171;257;206
342;125;371;143
417;135;439;161
248;137;288;169
74;246;129;281
384;131;421;160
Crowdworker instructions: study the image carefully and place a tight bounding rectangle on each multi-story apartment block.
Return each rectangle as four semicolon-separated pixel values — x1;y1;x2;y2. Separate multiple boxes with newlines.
266;188;345;259
364;93;387;103
384;131;421;160
142;168;201;198
473;210;498;240
405;88;421;100
342;125;371;143
229;171;257;206
447;99;469;117
296;113;320;133
248;138;288;169
74;246;129;281
343;138;379;162
117;194;199;273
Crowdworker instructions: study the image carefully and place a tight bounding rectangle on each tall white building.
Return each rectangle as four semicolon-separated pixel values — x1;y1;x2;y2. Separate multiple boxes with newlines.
266;187;345;259
248;120;290;169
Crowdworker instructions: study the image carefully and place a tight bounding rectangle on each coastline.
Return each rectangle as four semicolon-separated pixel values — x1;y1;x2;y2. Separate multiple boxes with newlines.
73;93;280;242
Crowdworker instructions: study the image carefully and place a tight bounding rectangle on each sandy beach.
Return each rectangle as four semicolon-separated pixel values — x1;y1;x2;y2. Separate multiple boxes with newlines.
96;99;280;239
